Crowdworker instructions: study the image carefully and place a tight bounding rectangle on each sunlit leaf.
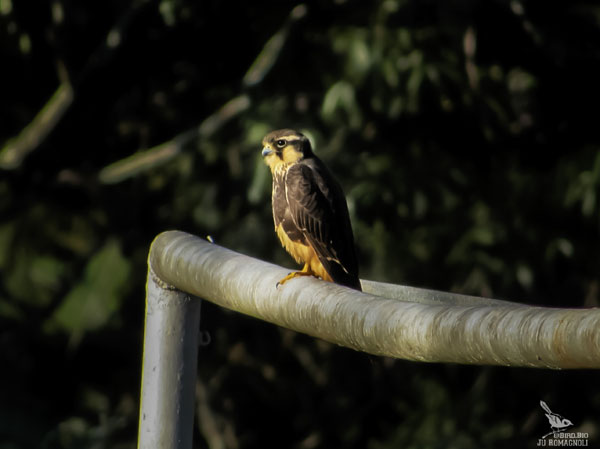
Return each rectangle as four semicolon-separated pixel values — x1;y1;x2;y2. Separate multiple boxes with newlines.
45;239;131;346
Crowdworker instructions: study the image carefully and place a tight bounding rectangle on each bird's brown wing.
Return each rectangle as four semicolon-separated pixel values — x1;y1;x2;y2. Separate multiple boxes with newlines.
285;160;361;290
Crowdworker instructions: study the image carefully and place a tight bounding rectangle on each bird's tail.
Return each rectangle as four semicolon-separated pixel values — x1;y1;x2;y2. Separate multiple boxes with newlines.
540;400;552;414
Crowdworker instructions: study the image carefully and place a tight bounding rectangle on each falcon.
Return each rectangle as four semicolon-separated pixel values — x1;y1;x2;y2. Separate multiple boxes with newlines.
261;129;361;290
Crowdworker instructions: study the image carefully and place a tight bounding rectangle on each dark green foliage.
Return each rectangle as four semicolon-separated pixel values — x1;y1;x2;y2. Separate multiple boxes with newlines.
1;0;599;447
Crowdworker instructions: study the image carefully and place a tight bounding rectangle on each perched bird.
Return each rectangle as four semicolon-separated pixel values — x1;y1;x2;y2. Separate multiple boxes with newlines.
540;401;573;434
261;129;361;290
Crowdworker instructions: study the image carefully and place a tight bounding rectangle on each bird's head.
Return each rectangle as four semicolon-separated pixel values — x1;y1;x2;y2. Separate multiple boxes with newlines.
261;129;313;171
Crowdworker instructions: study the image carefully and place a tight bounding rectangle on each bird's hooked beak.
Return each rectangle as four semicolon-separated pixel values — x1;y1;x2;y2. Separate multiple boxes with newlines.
262;146;274;157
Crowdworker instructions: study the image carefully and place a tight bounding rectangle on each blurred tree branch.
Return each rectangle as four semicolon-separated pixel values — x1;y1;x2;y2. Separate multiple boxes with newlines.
242;4;307;87
0;0;151;170
98;3;308;184
98;95;250;184
0;80;73;169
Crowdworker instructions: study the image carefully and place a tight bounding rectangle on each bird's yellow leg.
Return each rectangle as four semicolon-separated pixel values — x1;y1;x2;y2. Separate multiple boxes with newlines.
276;263;316;287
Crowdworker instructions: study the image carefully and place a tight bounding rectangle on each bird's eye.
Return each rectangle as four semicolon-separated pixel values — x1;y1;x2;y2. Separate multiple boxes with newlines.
276;139;286;148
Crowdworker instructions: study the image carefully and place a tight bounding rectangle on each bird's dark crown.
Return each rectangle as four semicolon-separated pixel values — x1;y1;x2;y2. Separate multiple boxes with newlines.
262;129;313;158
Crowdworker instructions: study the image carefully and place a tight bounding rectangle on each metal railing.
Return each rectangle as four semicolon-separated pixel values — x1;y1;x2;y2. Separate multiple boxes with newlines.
138;230;600;449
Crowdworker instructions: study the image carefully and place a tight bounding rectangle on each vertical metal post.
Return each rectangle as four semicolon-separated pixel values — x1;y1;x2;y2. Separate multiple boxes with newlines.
138;268;201;449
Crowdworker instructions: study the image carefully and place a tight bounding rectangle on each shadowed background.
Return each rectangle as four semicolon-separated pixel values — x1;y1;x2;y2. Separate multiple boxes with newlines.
1;0;599;447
